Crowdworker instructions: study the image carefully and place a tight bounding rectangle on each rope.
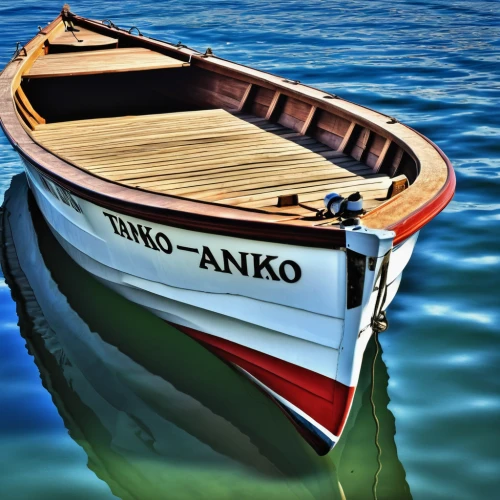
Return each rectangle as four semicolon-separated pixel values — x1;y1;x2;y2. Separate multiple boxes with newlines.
371;252;391;334
370;333;383;500
68;28;82;43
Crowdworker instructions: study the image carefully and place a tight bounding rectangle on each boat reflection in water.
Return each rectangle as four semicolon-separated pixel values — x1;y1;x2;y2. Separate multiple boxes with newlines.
1;174;411;499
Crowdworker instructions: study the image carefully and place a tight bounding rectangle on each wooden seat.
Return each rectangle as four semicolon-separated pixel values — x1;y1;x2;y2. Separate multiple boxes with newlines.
25;47;189;78
31;109;392;214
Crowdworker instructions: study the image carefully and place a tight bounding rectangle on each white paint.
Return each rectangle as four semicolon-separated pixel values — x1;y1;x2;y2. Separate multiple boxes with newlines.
387;232;419;284
22;158;417;393
50;232;341;379
121;273;344;349
26;162;347;319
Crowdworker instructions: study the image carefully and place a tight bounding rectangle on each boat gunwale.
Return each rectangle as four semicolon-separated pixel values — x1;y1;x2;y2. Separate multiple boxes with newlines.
0;14;455;247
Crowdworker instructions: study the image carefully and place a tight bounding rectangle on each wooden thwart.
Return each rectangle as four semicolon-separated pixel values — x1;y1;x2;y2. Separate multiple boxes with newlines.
25;47;188;78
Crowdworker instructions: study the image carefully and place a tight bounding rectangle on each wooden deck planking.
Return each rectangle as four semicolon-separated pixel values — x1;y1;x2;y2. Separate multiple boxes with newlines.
37;135;347;174
162;171;385;198
42;133;320;159
88;153;361;179
77;136;326;160
135;164;374;190
201;176;393;203
110;158;368;185
31;108;392;213
26;47;188;78
36;125;325;150
103;160;370;188
83;142;332;168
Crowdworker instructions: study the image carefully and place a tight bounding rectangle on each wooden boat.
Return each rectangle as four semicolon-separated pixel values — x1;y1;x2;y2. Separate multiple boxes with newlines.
0;8;455;454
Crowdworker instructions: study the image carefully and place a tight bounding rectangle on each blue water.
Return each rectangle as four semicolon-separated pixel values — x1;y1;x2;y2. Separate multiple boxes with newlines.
1;0;499;498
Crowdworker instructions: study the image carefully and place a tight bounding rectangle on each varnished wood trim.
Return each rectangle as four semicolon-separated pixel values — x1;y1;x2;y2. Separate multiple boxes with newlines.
16;86;45;124
388;174;408;198
14;92;38;130
338;122;356;152
37;15;63;36
373;138;391;172
351;128;371;161
390;147;404;176
265;91;281;120
7;22;66;91
364;131;455;245
300;105;316;135
237;83;253;112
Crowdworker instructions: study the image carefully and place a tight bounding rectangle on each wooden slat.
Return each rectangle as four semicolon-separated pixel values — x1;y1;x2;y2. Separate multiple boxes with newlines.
87;147;349;176
75;143;329;168
62;133;321;158
237;83;253;111
351;128;371;161
14;93;38;130
265;91;281;120
373;138;391;172
51;134;315;160
104;160;365;188
163;171;383;198
16;86;45;124
300;106;316;135
31;108;391;214
139;166;375;192
203;176;392;204
338;121;356;152
25;47;188;78
390;147;404;176
114;158;366;185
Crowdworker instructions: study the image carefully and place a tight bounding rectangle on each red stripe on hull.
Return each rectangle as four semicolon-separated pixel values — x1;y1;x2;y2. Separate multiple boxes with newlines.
172;324;355;436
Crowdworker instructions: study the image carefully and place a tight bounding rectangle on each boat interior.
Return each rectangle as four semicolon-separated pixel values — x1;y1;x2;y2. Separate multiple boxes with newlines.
15;22;417;221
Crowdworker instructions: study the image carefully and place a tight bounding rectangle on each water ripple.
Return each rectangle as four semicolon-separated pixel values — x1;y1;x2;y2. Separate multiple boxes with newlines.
1;0;499;498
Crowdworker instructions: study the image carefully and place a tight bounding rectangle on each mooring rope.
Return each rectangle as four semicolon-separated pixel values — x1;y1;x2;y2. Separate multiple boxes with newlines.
370;333;383;500
372;251;391;334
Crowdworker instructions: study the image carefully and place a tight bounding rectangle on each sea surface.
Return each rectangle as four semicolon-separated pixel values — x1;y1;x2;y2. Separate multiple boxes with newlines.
0;1;499;499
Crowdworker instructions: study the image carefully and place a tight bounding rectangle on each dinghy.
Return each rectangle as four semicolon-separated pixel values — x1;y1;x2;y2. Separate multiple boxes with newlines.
0;8;455;454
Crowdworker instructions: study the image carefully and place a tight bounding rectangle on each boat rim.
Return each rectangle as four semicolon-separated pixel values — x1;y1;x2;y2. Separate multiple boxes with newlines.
0;13;456;248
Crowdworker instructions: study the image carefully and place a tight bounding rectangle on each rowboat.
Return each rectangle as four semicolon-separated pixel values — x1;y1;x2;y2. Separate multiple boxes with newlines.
0;8;455;454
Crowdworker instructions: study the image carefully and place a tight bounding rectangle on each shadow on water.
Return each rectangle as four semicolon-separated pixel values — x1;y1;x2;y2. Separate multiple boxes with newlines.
1;174;411;499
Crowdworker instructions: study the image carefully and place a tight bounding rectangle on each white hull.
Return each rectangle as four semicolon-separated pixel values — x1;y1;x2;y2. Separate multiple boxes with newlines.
22;157;417;452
